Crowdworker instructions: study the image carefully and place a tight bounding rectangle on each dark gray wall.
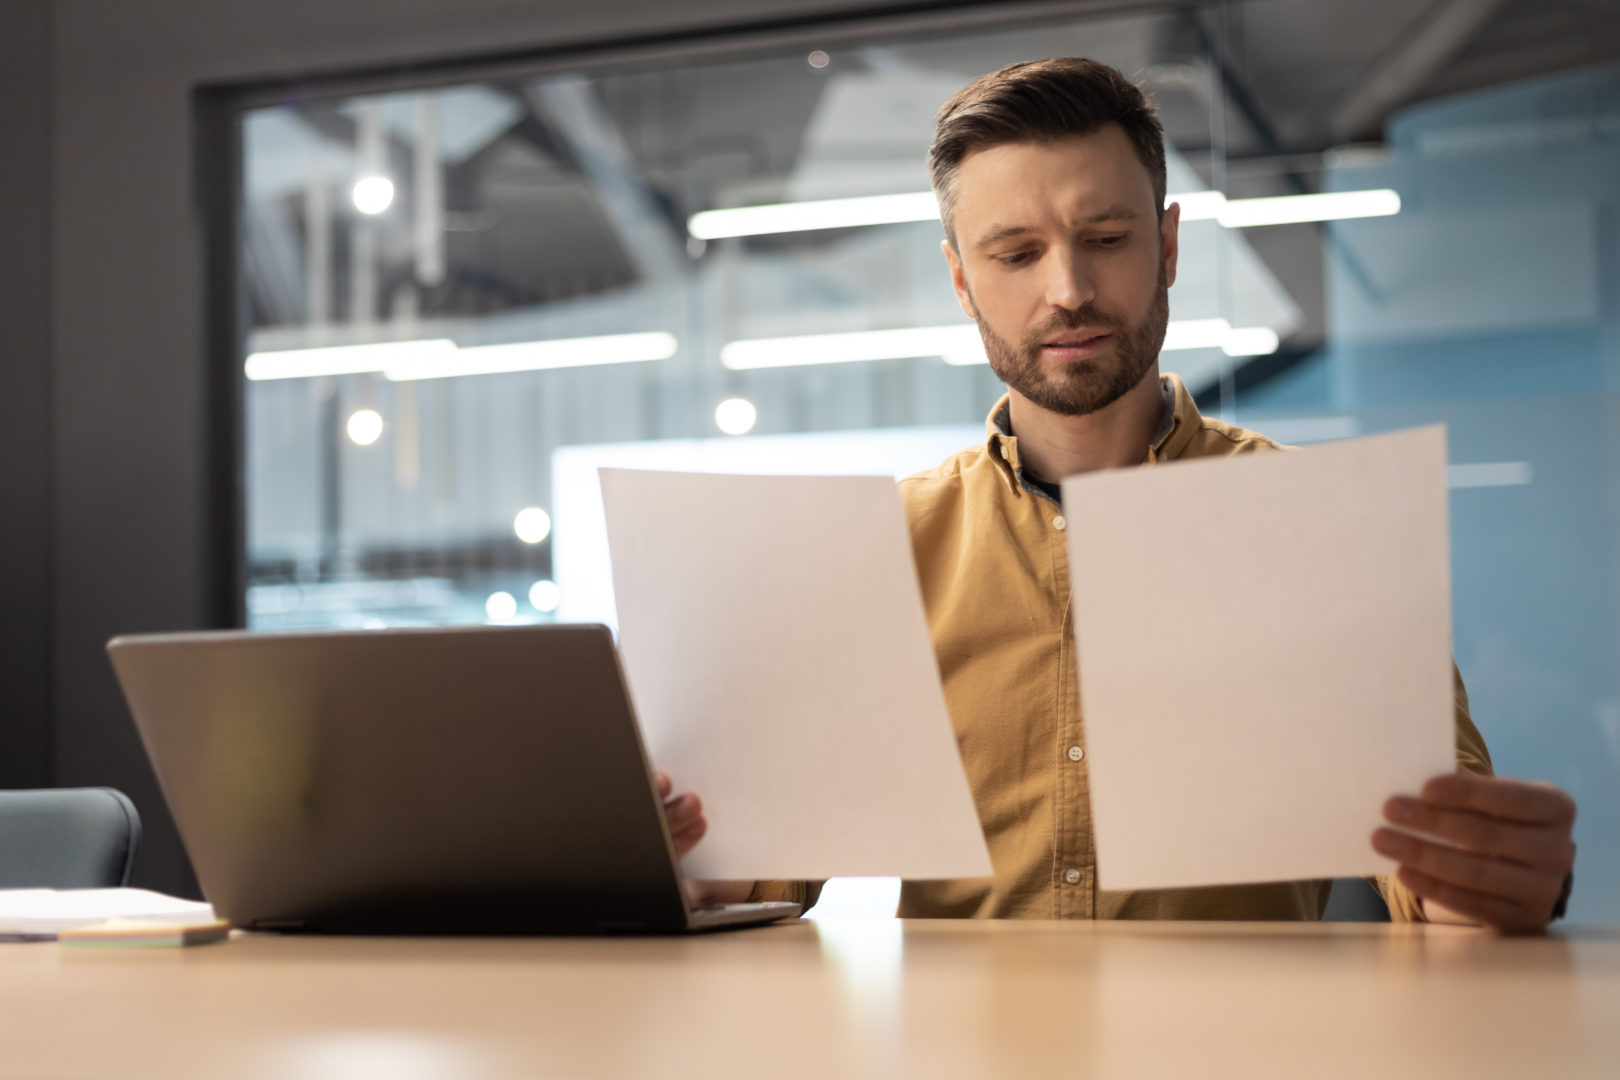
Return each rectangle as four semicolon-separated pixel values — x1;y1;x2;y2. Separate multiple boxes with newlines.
44;0;1091;895
0;1;54;792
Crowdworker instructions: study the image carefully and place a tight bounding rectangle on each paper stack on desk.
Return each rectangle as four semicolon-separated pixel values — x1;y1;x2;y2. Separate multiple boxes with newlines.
0;888;217;941
1062;425;1457;890
600;468;992;883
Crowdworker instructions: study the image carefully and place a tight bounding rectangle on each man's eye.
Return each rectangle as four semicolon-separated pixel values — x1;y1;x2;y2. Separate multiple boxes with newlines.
1094;234;1127;248
995;251;1034;266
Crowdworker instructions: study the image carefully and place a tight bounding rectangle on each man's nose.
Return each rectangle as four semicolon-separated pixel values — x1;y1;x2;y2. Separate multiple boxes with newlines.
1043;249;1096;312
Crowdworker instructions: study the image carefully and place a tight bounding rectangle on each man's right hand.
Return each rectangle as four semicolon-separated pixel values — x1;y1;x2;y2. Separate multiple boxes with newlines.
653;771;755;905
654;770;707;856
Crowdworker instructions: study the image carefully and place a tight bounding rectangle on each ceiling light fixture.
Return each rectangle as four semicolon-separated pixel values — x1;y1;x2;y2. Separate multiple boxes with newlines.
1190;189;1403;228
687;188;1400;240
1220;327;1283;357
245;339;455;381
345;409;384;446
244;333;676;382
689;192;941;240
513;507;552;545
714;397;758;435
722;325;982;370
385;332;677;381
723;319;1280;371
351;176;395;215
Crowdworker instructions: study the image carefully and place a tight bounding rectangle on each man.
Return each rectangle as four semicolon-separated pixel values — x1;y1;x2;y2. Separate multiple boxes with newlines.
662;57;1575;932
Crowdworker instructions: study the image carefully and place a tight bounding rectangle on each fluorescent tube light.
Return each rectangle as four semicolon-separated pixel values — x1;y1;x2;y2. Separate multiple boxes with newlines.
725;319;1279;371
244;339;455;381
688;188;1400;240
689;192;941;240
1161;319;1280;357
722;325;982;370
1167;190;1229;222
385;332;677;381
1161;319;1234;351
1447;462;1534;489
245;333;677;382
1221;327;1282;357
1175;189;1401;226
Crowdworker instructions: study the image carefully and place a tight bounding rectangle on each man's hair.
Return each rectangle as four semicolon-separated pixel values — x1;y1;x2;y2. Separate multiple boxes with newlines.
928;57;1167;246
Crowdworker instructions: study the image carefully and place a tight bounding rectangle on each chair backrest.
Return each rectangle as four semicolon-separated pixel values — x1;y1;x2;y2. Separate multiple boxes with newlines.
1321;876;1392;922
0;788;142;889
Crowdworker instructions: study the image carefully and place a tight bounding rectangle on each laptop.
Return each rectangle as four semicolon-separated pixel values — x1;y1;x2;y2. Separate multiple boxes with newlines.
106;624;800;934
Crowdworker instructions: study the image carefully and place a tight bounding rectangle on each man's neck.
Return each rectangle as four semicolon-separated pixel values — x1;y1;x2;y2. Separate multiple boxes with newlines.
1006;364;1165;483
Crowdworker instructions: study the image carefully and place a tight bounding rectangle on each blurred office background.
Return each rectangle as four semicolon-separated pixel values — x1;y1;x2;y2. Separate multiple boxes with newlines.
3;0;1617;921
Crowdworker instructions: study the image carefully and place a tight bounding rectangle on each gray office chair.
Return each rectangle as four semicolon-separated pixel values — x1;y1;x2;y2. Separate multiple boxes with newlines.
0;788;142;889
1321;876;1391;921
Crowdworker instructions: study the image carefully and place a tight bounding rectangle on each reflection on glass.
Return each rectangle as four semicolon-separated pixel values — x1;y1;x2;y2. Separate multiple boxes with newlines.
241;9;1266;636
238;8;1620;922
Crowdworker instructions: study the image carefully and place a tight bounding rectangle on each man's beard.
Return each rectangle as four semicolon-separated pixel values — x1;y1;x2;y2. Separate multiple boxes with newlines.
974;260;1169;418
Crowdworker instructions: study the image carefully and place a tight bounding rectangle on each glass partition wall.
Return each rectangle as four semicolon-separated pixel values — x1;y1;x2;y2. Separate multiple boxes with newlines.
236;2;1620;922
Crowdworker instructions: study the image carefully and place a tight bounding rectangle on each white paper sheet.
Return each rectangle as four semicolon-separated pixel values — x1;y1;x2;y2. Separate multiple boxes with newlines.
1060;426;1457;890
599;468;992;882
0;888;215;937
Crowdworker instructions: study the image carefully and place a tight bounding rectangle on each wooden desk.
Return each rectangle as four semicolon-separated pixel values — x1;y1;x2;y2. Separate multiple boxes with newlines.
3;919;1616;1078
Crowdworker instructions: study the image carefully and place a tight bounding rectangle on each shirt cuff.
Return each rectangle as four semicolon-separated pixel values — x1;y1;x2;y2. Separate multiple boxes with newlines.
1373;874;1428;922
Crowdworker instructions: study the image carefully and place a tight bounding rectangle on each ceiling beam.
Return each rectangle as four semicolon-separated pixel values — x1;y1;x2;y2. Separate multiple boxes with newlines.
1332;0;1513;141
526;77;686;285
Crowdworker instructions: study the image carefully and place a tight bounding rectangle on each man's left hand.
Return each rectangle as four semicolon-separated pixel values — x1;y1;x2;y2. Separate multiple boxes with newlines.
1373;773;1576;934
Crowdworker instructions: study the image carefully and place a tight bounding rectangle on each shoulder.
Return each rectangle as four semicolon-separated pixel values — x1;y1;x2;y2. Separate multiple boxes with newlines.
899;444;979;493
898;444;989;522
1178;415;1289;460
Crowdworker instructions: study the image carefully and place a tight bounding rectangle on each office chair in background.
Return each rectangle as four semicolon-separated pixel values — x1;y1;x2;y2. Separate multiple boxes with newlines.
1322;877;1392;922
0;788;142;889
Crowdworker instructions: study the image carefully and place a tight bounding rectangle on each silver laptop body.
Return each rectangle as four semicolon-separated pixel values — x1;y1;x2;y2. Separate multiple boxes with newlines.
106;624;799;934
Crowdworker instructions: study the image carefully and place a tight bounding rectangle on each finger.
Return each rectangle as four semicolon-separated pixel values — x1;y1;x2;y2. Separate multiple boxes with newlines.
670;817;707;857
1419;774;1576;828
1395;867;1545;934
655;772;673;799
671;816;706;841
1383;797;1575;870
664;793;703;829
1373;828;1557;911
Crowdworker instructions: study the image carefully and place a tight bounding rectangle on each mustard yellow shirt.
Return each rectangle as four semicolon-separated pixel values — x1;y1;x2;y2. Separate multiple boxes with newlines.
755;374;1492;920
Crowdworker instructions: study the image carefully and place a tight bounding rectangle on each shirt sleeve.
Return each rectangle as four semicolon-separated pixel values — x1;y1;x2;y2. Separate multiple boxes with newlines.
1375;662;1495;922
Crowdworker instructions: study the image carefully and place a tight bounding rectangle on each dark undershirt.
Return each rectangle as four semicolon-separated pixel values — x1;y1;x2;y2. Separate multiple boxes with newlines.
1024;473;1063;506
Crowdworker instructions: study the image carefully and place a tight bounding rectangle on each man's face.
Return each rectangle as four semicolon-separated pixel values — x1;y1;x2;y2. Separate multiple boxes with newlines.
942;125;1179;418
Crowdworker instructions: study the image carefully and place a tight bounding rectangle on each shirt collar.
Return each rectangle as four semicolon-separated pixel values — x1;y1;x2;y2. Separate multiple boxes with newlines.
985;373;1199;493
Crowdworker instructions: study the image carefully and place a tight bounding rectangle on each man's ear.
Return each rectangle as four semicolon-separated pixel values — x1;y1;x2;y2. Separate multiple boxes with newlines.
1160;201;1181;288
942;238;978;319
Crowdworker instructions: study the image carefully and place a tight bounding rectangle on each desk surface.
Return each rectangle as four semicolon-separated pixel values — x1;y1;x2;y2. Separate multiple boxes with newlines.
4;919;1616;1078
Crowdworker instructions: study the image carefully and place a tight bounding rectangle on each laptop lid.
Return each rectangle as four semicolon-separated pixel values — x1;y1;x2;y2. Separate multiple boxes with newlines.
107;624;698;933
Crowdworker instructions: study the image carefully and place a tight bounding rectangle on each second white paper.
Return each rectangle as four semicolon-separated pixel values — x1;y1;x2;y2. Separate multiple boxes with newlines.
1061;426;1457;891
599;468;991;882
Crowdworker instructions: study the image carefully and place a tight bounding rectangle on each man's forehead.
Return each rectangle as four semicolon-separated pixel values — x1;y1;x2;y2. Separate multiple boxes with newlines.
952;128;1158;236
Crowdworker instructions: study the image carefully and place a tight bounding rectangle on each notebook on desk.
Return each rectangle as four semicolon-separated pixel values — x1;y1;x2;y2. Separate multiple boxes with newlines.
106;625;799;935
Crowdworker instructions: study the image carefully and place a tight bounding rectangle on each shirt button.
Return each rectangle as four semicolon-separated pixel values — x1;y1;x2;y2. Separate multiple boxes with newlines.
1064;869;1081;885
999;445;1010;460
1067;745;1084;762
1052;515;1067;531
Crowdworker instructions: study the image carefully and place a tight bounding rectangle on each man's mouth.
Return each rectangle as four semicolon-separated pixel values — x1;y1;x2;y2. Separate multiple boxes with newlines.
1041;332;1113;357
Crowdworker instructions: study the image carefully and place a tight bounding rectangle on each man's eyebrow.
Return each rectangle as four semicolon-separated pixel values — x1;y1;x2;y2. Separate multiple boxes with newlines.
1084;205;1142;224
974;225;1035;250
972;206;1143;249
